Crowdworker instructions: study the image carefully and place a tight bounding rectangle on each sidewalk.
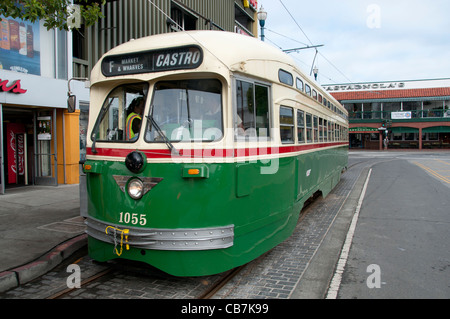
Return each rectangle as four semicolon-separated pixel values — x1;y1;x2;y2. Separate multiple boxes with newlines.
0;185;86;293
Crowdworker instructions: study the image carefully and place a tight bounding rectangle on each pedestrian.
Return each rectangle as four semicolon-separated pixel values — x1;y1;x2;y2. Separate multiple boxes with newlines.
383;136;389;150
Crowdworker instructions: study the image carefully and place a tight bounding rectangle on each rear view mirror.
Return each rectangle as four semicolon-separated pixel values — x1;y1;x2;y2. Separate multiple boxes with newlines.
68;95;76;113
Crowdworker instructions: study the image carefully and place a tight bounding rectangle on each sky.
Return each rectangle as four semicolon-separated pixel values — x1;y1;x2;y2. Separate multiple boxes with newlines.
257;0;450;85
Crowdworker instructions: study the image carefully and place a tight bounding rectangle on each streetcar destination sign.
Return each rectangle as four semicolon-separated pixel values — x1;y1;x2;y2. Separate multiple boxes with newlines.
101;45;203;77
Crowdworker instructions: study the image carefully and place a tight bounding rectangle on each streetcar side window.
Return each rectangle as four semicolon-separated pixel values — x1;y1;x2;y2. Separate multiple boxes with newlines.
235;80;270;140
296;78;304;92
297;110;305;144
279;69;293;86
306;113;312;143
313;116;319;143
280;106;294;144
305;84;311;97
92;83;149;143
319;117;324;142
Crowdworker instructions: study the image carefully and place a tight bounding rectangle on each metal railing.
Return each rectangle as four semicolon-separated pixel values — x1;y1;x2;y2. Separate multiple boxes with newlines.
73;58;90;79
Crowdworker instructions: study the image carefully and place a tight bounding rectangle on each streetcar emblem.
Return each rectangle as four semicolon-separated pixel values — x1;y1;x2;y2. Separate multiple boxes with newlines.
113;175;163;196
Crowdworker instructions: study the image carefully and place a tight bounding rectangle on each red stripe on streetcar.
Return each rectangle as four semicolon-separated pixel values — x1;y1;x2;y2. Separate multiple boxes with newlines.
86;142;348;159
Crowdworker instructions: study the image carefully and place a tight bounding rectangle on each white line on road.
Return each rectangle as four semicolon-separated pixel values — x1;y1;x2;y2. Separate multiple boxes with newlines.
326;169;373;299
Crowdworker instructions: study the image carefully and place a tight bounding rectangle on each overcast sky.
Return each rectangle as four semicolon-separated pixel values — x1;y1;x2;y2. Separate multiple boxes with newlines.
257;0;450;85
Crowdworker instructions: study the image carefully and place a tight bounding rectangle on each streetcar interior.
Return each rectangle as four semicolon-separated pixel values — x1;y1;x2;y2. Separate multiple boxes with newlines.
92;83;149;143
145;79;223;143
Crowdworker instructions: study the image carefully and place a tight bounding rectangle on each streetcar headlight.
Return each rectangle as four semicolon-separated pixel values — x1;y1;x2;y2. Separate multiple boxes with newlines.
127;178;144;200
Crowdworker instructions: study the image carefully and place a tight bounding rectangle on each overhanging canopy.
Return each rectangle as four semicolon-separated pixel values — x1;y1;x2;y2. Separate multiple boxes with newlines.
390;127;419;134
422;126;450;133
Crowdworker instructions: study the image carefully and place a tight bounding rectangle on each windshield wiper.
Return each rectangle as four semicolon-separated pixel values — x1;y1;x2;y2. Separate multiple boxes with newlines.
147;114;180;156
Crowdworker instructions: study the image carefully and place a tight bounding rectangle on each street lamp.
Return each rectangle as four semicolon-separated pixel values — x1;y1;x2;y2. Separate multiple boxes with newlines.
313;66;319;81
257;5;267;42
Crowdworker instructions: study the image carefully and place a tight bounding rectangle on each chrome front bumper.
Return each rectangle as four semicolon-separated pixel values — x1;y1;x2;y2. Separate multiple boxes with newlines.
86;217;234;251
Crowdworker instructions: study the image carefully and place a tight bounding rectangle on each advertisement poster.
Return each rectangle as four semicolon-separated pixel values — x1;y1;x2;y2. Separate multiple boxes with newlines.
0;14;41;75
6;123;26;184
37;116;52;140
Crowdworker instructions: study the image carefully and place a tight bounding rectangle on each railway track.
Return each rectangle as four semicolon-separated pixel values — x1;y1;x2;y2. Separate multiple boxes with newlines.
6;189;325;300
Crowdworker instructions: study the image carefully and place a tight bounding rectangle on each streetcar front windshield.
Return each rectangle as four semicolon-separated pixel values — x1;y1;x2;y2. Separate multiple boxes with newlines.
92;83;149;143
145;79;223;143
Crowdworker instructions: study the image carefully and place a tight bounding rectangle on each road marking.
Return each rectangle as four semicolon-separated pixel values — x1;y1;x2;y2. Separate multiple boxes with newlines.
413;162;450;184
435;159;450;166
326;169;372;299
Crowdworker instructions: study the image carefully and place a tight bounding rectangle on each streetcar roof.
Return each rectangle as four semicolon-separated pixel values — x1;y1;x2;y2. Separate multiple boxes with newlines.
90;30;343;111
92;31;295;81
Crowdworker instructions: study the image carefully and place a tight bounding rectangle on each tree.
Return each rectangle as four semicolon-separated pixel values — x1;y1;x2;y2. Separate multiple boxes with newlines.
0;0;106;30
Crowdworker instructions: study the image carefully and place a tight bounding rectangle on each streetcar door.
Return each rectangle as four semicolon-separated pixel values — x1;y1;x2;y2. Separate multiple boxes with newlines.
34;109;58;186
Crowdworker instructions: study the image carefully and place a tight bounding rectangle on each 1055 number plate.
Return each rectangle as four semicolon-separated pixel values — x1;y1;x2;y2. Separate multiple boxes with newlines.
119;212;147;226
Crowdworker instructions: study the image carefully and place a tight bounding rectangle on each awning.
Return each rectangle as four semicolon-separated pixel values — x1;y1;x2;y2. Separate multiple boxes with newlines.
423;126;450;133
390;127;419;134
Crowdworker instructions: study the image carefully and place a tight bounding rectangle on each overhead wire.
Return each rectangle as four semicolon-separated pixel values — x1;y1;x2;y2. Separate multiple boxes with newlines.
277;0;353;84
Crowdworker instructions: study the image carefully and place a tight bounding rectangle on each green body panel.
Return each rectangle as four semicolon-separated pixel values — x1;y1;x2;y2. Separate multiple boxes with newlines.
85;146;348;276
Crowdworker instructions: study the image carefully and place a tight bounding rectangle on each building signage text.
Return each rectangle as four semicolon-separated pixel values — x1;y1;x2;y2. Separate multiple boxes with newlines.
391;112;412;120
0;79;27;94
324;82;406;92
101;46;203;77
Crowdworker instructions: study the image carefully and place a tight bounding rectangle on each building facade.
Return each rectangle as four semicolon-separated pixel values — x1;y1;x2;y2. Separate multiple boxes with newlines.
0;17;79;195
324;79;450;150
73;0;259;79
1;0;260;194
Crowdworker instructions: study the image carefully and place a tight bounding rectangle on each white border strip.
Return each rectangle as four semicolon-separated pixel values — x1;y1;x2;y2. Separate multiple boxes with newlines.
325;168;372;299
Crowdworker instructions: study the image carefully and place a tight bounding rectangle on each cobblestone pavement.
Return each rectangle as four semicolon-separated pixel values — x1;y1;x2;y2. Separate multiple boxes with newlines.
0;157;371;299
213;160;367;299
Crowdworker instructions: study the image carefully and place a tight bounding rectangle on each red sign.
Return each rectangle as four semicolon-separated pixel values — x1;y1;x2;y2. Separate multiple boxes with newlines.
250;0;258;10
0;79;27;94
243;0;258;10
6;123;26;184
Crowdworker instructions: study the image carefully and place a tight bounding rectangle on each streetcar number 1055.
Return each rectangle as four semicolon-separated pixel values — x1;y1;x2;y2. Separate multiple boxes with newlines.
119;212;147;226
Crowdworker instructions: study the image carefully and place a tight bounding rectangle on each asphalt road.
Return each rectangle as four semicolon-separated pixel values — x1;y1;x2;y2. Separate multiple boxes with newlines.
336;151;450;299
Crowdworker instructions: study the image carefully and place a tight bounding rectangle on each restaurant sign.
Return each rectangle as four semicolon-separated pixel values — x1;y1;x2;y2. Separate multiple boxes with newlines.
0;78;27;94
349;127;379;132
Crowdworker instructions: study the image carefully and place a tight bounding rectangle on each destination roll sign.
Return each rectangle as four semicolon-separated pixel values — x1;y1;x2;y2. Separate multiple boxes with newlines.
101;45;203;77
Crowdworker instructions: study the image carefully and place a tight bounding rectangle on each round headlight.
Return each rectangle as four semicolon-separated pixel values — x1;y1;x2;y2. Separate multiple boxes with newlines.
127;178;144;200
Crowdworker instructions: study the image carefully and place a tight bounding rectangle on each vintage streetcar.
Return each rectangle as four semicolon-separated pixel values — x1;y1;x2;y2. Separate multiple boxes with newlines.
83;31;349;276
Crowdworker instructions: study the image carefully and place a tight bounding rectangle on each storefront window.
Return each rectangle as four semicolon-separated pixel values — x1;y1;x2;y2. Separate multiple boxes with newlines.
444;101;450;117
383;102;401;113
346;103;362;119
423;101;444;118
403;101;421;118
369;102;382;119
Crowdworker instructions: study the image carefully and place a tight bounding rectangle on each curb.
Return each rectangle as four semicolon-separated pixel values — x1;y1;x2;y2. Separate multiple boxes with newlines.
0;234;87;293
289;167;371;299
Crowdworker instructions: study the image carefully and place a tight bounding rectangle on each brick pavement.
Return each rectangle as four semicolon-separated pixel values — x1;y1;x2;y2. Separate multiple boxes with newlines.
1;159;369;299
